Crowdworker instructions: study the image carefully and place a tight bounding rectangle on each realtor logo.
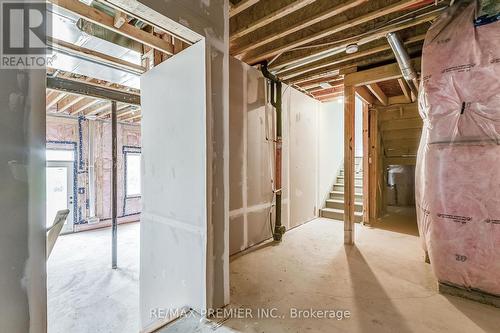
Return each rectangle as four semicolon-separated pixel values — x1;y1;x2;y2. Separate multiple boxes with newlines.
1;1;51;68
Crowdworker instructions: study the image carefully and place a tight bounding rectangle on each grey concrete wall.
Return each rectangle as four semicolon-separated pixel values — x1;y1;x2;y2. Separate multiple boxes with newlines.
0;65;46;330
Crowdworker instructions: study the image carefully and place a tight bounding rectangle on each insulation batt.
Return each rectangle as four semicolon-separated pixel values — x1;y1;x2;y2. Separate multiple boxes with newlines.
416;0;500;296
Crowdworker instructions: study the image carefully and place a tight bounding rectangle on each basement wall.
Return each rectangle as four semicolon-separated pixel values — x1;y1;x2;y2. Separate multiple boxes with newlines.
229;57;322;254
0;67;46;330
318;100;345;208
46;116;141;231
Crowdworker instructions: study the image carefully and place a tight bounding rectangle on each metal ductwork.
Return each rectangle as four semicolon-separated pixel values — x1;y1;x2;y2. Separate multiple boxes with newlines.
386;32;419;100
77;18;144;53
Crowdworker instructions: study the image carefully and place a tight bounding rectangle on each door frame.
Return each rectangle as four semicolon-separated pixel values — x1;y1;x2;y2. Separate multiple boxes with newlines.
46;161;75;234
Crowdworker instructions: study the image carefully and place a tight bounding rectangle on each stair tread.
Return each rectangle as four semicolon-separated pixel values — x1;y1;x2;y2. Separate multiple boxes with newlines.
321;208;363;216
334;183;363;187
330;190;363;195
326;199;363;205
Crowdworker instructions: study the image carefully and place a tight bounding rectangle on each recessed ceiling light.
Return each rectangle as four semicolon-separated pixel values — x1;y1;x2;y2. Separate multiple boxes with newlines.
319;82;332;89
346;43;359;54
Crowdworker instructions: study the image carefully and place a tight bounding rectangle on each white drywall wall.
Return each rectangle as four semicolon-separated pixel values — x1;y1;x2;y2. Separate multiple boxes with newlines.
136;0;229;309
286;88;320;229
140;41;207;330
0;68;46;331
229;57;321;253
318;99;345;207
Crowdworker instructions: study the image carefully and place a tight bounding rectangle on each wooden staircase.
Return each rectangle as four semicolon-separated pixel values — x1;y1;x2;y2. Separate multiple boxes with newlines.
320;157;363;222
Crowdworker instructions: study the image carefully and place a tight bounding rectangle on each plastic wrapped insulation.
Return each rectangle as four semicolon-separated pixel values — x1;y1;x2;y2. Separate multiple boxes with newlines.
416;0;500;295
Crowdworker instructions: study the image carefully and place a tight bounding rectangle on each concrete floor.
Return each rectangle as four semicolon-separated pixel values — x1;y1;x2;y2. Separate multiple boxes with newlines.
48;214;500;333
47;222;140;333
226;217;500;333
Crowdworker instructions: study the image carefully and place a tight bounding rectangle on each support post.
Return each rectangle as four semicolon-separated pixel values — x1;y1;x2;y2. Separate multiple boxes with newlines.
344;85;355;244
111;101;118;269
362;102;370;225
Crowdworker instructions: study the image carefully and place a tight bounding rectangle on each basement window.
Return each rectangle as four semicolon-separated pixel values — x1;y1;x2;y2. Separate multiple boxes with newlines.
125;153;141;197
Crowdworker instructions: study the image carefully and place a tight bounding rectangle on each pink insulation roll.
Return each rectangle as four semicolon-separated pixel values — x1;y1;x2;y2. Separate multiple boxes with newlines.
416;0;500;296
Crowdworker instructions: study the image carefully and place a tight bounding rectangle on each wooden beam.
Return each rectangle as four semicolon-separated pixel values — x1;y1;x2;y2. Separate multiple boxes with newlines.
231;0;317;41
232;0;365;56
49;0;174;55
230;0;261;17
269;9;437;72
48;37;146;74
355;86;376;105
362;102;370;225
344;85;355;245
57;95;85;113
382;128;421;141
398;78;412;103
85;102;110;116
70;98;100;115
344;58;421;87
46;91;66;109
367;83;388;106
368;107;378;222
245;0;419;64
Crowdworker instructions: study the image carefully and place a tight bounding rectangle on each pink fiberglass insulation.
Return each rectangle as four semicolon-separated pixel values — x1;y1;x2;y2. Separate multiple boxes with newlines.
416;0;500;295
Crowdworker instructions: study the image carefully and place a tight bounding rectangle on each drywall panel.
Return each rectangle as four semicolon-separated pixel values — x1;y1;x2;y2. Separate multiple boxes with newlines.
140;41;207;330
0;68;46;331
318;100;345;206
136;0;229;309
287;88;320;229
229;57;275;254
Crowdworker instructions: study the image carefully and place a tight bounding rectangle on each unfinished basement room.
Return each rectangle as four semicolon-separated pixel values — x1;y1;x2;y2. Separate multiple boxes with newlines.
1;0;499;332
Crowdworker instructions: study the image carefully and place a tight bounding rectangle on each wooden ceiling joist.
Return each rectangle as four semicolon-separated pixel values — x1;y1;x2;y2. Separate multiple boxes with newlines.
49;0;174;55
57;95;85;113
70;97;100;115
232;0;366;57
270;9;437;73
244;0;421;64
278;34;425;81
230;0;261;18
397;78;412;103
367;83;388;106
355;86;376;105
46;91;66;109
231;0;317;41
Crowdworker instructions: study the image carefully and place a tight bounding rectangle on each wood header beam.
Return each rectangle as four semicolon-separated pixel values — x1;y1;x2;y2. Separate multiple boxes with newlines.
344;58;421;87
